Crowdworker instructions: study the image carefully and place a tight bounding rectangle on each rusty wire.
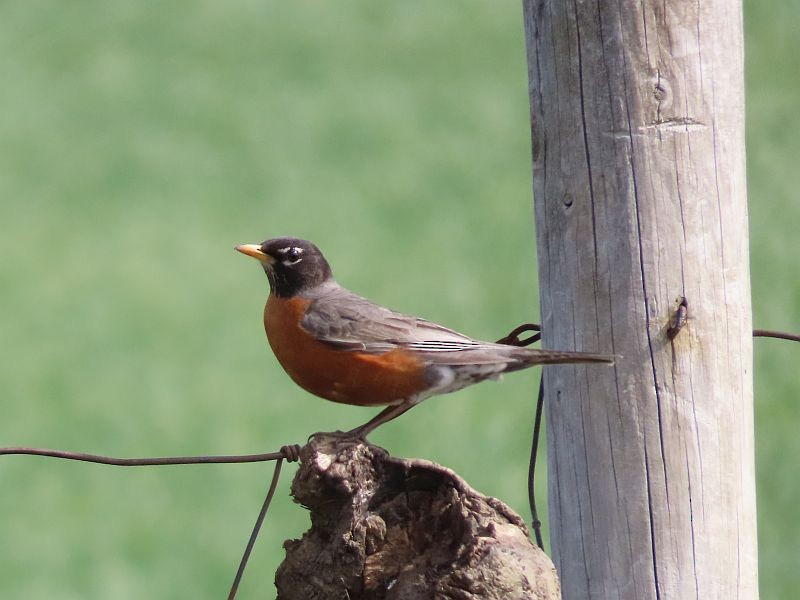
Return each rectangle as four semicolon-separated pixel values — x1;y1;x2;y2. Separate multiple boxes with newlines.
528;378;545;549
496;322;545;549
227;459;284;599
227;444;300;600
754;329;800;343
0;447;289;465
495;322;542;347
0;442;302;599
668;297;689;340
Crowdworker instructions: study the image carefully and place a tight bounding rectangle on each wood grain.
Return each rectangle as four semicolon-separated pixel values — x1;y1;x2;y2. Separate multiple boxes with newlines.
522;0;757;597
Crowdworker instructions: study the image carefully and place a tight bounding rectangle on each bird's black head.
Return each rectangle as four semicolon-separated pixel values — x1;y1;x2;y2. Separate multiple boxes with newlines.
236;237;333;297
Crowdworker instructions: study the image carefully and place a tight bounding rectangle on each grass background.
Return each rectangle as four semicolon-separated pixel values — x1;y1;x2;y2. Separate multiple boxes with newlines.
0;2;797;598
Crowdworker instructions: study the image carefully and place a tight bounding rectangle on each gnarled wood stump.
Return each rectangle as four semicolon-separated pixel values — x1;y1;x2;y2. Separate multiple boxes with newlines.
276;434;560;599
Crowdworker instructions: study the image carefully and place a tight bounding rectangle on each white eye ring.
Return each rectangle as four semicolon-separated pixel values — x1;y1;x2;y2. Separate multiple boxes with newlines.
282;247;303;265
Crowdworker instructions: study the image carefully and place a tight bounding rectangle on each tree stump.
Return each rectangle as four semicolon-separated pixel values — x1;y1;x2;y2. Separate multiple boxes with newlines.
275;434;560;599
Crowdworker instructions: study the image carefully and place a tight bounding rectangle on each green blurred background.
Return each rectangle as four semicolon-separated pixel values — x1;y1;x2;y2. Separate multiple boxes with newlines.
0;2;796;598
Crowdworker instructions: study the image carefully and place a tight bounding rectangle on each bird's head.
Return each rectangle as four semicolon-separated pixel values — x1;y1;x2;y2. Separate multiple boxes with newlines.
236;237;333;297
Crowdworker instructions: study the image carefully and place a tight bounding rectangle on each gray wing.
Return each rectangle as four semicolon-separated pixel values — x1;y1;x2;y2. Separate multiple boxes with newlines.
299;284;551;367
301;284;494;352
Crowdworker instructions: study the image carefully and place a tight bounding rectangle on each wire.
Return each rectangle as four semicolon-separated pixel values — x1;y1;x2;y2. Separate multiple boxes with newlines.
754;329;800;343
228;458;286;600
0;447;287;466
528;378;545;549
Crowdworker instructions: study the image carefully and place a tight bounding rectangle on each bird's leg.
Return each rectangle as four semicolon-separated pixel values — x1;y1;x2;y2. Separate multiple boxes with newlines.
347;400;416;439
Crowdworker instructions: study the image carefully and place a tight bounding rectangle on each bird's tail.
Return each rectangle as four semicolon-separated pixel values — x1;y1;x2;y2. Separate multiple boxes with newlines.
509;347;616;368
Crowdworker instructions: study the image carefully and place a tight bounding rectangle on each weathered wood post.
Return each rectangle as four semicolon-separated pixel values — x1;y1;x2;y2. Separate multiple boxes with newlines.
521;1;758;598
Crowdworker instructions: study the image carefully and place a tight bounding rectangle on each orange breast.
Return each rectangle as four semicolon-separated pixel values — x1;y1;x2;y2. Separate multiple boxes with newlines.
263;295;428;407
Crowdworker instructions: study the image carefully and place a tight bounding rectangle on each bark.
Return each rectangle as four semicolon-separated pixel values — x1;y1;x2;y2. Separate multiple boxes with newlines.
522;0;757;598
275;434;561;599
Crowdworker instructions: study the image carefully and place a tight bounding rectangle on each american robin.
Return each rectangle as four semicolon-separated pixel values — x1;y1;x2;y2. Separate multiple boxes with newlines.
236;237;613;437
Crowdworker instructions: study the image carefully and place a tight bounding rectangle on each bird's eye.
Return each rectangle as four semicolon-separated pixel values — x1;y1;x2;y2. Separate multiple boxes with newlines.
285;247;303;263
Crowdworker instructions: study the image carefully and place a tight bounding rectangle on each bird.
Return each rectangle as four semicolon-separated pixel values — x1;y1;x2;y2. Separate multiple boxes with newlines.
236;237;613;437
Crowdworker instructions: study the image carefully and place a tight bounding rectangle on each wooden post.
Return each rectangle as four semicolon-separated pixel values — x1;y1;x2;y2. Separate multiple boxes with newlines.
521;0;757;598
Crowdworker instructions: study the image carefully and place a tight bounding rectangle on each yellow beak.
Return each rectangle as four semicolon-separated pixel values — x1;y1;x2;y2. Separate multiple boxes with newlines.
235;244;275;264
